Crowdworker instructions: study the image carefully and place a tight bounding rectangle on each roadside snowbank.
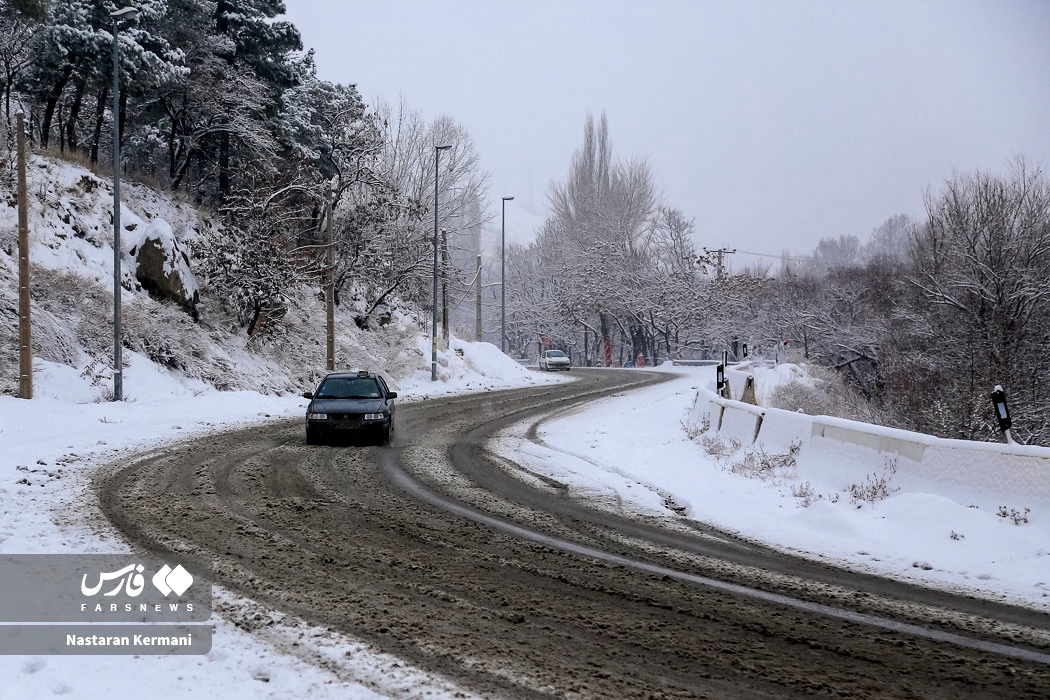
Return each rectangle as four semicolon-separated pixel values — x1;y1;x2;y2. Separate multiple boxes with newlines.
520;362;1050;610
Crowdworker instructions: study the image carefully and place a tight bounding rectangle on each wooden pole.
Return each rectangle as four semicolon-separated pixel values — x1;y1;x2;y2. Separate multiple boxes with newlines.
16;111;32;399
325;192;335;371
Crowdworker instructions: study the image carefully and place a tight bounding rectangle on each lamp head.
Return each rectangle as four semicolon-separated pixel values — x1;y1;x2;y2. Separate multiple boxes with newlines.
435;144;452;151
111;6;139;21
503;196;515;201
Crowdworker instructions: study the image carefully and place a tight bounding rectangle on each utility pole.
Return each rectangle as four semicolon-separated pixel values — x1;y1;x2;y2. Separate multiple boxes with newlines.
475;254;482;342
325;191;335;371
441;227;449;340
500;196;514;353
16;111;32;399
703;247;736;279
431;145;451;381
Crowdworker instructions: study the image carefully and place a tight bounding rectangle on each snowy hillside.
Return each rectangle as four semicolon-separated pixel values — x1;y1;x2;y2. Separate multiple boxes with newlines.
0;155;517;401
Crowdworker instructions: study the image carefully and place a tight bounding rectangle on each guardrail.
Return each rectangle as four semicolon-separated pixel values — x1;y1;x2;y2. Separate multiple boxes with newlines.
689;386;1050;502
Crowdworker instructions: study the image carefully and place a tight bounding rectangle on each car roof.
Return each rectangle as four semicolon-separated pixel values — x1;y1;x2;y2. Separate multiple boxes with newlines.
319;370;398;388
323;370;379;379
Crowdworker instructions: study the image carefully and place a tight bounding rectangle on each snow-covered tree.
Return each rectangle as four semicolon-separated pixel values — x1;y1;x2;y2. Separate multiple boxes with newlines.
894;157;1050;442
521;112;693;364
0;0;43;121
18;0;184;156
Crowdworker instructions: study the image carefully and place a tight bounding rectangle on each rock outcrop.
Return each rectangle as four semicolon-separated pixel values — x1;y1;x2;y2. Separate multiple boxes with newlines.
130;219;200;319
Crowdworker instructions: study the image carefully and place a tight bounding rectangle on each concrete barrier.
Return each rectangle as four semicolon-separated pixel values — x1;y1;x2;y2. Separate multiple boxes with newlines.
751;408;812;453
719;405;763;445
690;389;763;445
811;416;927;463
691;386;1050;502
920;441;1050;501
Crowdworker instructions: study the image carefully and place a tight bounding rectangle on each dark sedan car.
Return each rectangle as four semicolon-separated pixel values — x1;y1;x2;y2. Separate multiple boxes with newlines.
303;370;397;445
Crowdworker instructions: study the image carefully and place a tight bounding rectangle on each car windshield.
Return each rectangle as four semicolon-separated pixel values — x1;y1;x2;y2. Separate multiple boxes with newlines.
546;351;567;358
316;377;382;399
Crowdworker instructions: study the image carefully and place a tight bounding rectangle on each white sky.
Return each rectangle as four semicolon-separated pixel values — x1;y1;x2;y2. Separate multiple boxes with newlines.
282;0;1050;262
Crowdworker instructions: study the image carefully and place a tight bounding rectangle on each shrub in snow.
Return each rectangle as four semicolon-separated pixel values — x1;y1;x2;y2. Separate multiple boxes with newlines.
0;295;15;395
680;413;710;440
725;442;800;480
194;211;296;332
21;267;113;373
767;362;891;425
791;481;827;507
996;506;1031;525
701;434;740;458
122;300;211;373
28;307;81;367
846;458;899;506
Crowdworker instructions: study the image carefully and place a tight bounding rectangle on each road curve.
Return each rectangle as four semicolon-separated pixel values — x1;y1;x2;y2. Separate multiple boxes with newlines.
98;368;1050;698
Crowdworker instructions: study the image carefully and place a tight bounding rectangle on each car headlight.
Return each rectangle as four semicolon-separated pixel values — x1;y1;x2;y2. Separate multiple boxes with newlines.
307;412;328;420
363;413;385;421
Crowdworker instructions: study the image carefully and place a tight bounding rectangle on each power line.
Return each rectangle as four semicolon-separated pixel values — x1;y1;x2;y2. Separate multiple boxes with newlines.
733;248;811;262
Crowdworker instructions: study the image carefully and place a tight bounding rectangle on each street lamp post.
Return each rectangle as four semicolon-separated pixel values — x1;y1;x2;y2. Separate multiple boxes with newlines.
110;5;138;402
500;196;514;354
431;144;451;381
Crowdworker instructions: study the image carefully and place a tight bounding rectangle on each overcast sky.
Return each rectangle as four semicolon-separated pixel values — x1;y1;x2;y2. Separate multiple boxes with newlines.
282;0;1050;265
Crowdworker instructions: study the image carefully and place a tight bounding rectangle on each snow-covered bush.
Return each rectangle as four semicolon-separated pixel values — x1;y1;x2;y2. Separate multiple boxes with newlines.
122;299;211;373
846;458;899;506
725;443;800;480
767;362;891;425
23;267;109;362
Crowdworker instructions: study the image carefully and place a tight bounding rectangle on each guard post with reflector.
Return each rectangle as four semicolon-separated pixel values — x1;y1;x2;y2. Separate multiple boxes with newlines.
990;385;1014;444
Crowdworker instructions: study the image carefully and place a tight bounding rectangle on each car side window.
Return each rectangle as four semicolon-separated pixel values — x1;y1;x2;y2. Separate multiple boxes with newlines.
377;377;390;396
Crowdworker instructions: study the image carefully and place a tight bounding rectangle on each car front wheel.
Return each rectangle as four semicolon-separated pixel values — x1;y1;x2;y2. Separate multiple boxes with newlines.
306;426;322;445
